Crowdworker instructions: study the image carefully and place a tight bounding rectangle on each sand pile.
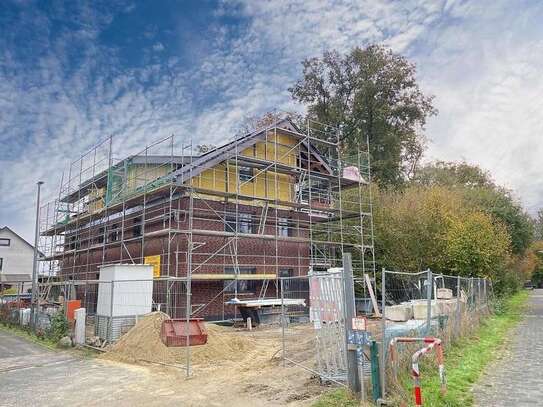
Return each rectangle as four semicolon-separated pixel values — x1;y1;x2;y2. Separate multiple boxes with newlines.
101;312;255;366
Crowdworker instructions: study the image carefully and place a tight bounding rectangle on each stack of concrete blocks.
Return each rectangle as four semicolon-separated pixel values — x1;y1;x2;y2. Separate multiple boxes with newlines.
411;299;441;320
437;288;453;299
436;288;455;316
385;303;413;322
385;287;469;322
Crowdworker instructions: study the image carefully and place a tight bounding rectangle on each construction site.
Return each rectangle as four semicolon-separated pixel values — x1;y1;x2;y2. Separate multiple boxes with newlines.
0;115;496;405
38;116;374;311
28;117;367;372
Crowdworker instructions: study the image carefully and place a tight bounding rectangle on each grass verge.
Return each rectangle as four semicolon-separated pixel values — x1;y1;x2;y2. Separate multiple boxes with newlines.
402;291;529;406
312;389;359;407
312;291;528;406
0;322;58;350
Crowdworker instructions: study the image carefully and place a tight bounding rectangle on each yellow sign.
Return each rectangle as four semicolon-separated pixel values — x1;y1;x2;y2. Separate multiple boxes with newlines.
144;255;161;278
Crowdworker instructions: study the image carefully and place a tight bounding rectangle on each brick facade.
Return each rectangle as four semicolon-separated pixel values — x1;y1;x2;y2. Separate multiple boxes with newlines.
60;194;311;320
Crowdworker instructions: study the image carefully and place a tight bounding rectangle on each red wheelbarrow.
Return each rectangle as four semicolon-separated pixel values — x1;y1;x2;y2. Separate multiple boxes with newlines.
160;318;208;347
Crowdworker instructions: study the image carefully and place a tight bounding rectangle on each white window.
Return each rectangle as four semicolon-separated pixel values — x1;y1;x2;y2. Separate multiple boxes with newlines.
0;238;10;247
225;213;254;234
239;213;253;234
278;218;290;237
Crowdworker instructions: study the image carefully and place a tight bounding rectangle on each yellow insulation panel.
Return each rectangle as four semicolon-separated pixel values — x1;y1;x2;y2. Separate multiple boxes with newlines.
190;132;299;204
126;164;170;193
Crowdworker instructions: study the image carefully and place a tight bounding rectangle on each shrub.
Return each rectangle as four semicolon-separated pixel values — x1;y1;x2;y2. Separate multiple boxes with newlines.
48;311;69;342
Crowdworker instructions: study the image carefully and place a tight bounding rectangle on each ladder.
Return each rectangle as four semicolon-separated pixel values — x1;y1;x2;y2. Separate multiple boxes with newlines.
258;202;269;234
258;279;270;300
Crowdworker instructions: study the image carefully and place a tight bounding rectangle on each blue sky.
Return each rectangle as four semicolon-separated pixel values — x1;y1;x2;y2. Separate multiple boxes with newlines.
1;0;543;241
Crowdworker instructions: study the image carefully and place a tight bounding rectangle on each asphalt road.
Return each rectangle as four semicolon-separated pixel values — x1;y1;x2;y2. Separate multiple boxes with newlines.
0;330;187;407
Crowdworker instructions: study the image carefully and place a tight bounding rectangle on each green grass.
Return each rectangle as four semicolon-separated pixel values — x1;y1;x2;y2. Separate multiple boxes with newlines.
0;321;98;359
312;291;528;406
403;291;529;406
312;389;359;407
0;322;59;350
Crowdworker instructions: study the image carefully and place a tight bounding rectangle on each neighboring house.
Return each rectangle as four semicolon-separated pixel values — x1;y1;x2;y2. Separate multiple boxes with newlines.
40;118;369;319
0;226;34;287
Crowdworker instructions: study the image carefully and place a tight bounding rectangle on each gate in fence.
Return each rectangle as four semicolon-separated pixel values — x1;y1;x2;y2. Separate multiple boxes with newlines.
280;272;348;383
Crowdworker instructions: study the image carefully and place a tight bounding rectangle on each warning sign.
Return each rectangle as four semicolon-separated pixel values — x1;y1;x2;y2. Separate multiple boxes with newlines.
352;316;367;331
144;255;161;278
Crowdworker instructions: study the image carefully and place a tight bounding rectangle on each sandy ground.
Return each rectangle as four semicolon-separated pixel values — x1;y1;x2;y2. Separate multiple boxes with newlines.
0;323;332;406
99;315;331;406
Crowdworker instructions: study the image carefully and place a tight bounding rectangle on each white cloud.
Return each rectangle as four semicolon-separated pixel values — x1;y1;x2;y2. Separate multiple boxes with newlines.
152;42;165;52
2;0;543;243
419;0;543;212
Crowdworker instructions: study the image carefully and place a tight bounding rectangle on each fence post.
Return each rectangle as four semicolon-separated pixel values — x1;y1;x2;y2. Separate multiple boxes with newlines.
426;268;432;335
456;275;461;338
342;253;361;397
469;278;473;309
280;277;285;368
477;279;481;310
381;267;386;398
16;282;21;308
483;279;486;308
370;340;382;402
108;280;115;343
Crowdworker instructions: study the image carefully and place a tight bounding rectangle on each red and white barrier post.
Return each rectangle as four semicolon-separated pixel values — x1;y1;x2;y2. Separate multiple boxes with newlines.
389;336;446;406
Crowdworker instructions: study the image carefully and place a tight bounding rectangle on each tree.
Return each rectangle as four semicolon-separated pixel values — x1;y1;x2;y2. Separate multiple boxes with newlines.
445;212;511;277
463;187;534;255
413;161;494;189
372;185;513;281
237;111;303;135
413;161;534;255
533;209;543;240
289;45;436;185
372;186;466;272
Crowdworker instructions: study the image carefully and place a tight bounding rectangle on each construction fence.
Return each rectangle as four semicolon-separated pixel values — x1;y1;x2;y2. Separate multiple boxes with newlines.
0;267;493;401
279;268;492;401
379;269;492;399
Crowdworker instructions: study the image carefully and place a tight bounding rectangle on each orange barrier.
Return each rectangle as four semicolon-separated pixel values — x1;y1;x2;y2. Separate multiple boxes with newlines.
66;300;81;321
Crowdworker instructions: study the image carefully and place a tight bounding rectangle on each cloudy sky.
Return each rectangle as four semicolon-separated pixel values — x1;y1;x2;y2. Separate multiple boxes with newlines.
1;0;543;241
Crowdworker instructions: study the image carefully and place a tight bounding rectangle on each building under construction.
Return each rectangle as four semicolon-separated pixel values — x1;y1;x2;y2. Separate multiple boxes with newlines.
39;117;375;321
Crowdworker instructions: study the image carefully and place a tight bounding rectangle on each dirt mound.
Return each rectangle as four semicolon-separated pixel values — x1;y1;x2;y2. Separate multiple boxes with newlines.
101;312;255;366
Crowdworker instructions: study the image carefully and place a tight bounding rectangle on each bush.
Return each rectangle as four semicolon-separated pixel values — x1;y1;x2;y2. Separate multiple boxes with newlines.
48;311;69;342
445;211;511;278
372;185;512;279
492;267;523;297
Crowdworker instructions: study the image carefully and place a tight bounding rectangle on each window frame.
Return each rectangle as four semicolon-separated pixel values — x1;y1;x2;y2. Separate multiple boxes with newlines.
133;216;142;237
225;213;254;234
0;258;3;271
278;218;291;237
238;166;254;183
0;238;10;247
279;269;293;278
108;223;120;243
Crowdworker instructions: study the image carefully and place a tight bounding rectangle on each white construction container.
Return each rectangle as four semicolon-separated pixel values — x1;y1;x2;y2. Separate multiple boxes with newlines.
95;264;153;341
97;264;153;317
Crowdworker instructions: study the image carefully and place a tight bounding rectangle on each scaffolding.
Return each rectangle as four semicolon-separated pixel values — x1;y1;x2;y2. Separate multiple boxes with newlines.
38;116;376;321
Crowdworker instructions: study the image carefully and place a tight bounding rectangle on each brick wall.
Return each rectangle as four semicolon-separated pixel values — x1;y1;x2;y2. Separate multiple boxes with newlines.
58;194;312;319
